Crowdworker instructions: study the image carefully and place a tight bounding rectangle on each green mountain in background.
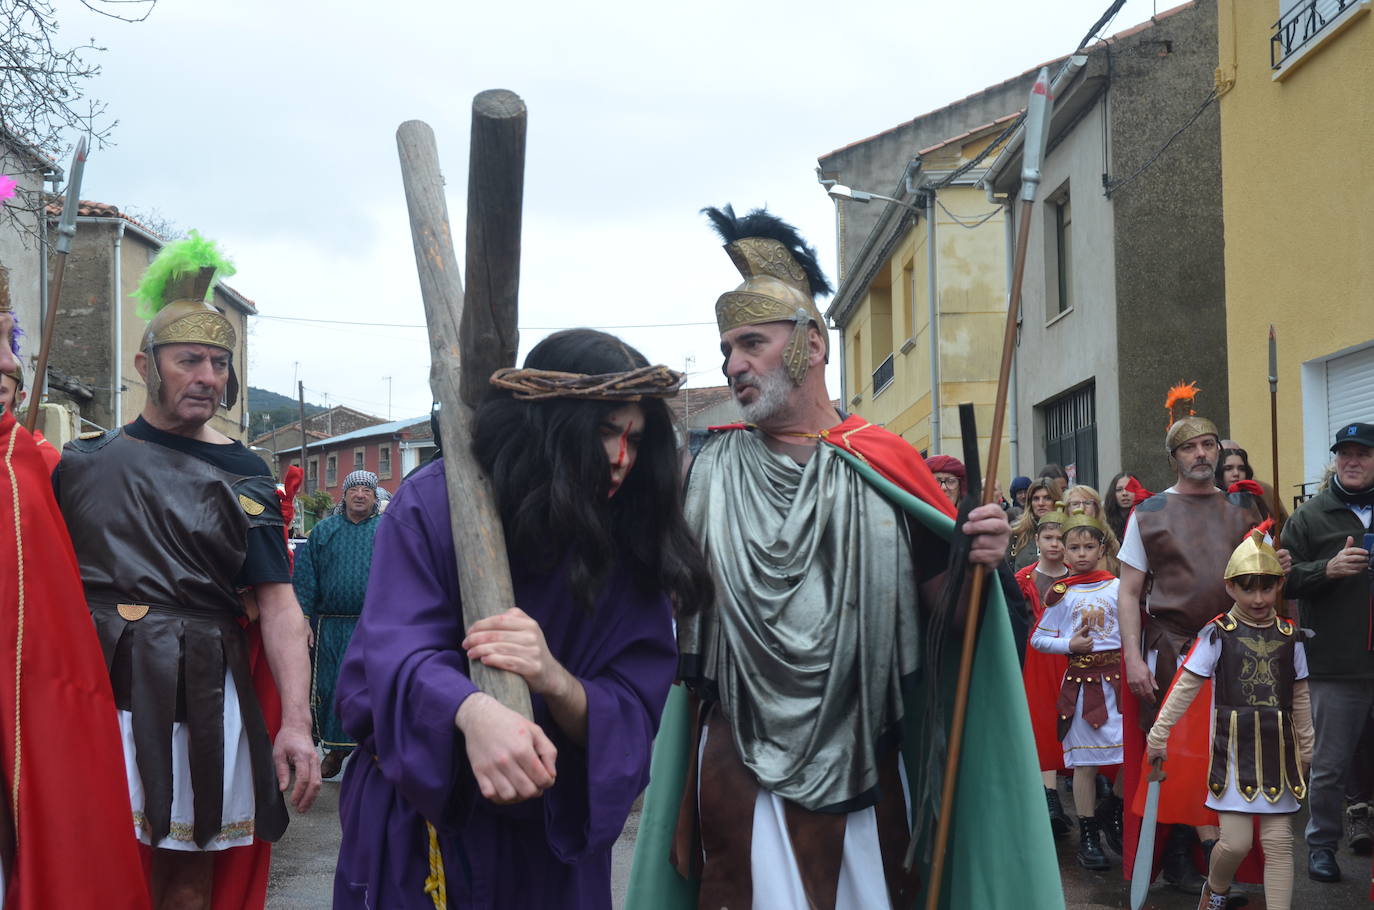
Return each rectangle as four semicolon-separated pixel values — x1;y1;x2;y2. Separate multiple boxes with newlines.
247;386;327;439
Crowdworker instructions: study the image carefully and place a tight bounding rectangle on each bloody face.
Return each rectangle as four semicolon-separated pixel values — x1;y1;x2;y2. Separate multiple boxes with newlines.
602;403;645;498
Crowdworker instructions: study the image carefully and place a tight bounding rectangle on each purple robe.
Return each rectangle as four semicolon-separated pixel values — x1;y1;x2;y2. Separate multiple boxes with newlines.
332;460;677;909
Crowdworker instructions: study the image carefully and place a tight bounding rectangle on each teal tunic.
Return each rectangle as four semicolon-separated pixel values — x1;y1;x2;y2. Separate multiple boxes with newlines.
293;511;380;749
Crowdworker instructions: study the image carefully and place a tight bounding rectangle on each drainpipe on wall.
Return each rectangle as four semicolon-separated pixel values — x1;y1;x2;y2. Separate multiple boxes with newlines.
925;189;940;454
112;221;124;424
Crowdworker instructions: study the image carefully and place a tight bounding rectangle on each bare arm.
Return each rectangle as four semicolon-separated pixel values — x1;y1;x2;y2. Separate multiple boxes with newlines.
254;581;322;811
1118;564;1157;704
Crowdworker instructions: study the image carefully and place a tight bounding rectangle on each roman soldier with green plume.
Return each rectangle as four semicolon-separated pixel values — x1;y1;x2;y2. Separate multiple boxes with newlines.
132;229;241;411
55;232;320;907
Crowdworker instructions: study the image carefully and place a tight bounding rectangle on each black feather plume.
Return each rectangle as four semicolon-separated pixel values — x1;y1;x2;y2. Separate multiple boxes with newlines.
701;204;833;299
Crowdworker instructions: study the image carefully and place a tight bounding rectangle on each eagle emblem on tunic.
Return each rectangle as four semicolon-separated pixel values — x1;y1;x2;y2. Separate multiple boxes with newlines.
1238;636;1285;706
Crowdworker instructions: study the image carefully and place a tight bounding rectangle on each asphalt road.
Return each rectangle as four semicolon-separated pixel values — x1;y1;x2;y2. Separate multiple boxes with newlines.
267;765;1374;908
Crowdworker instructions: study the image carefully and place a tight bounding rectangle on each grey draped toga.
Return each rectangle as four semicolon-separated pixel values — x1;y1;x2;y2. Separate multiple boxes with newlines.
678;428;921;812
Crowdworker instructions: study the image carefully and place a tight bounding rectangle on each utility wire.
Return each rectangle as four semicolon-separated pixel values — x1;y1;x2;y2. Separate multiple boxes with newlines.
254;313;716;331
935;198;1002;229
1104;89;1218;197
930;0;1128;190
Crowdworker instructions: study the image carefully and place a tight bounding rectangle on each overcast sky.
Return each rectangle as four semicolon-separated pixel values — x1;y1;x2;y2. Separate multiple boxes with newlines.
58;0;1163;421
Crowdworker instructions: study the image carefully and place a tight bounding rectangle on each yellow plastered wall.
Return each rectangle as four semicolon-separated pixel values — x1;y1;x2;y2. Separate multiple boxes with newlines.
843;182;1012;485
1217;0;1373;490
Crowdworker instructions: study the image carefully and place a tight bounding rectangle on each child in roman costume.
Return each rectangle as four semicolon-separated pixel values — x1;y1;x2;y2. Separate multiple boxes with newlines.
1017;504;1072;835
1031;509;1122;871
1146;529;1312;910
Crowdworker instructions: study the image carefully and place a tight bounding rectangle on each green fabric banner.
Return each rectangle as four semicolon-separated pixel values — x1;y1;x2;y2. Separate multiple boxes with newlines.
626;448;1063;909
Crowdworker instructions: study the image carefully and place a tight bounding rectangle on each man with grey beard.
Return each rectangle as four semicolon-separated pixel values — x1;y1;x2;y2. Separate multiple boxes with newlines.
626;206;1064;909
1116;417;1268;891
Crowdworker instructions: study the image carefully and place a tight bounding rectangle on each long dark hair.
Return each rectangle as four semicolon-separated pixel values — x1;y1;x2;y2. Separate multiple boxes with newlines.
472;329;714;615
1104;472;1133;543
1215;447;1253;488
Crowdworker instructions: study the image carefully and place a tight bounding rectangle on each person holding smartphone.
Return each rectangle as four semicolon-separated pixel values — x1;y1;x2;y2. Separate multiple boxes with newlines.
1283;421;1374;883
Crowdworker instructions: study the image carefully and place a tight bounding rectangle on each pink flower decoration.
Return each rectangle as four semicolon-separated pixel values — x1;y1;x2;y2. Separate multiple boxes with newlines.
0;175;17;202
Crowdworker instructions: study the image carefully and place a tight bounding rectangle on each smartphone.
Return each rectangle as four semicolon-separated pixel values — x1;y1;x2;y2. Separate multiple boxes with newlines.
1364;533;1374;569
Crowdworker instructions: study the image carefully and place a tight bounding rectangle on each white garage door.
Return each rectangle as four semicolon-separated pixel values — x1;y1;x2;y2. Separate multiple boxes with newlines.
1327;345;1374;435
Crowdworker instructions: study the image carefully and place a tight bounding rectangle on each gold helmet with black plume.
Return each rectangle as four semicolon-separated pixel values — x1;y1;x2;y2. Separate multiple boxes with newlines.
703;205;832;386
131;231;240;408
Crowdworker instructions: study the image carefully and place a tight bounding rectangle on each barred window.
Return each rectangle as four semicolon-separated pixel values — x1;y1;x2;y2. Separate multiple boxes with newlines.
1043;383;1097;490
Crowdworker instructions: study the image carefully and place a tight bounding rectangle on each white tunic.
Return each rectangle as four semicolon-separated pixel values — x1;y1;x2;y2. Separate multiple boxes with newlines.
1031;578;1124;767
119;668;257;851
1182;629;1310;814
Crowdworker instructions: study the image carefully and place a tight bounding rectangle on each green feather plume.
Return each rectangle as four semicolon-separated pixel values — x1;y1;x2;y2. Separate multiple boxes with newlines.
131;229;237;320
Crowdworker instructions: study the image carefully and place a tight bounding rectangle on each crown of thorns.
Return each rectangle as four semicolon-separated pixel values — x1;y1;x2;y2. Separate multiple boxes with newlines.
489;364;685;401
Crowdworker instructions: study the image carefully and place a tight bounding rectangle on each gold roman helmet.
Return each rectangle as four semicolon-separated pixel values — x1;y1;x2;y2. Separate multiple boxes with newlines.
704;205;833;386
1037;502;1070;527
132;232;239;408
1060;508;1108;539
1165;416;1220;454
1224;528;1283;579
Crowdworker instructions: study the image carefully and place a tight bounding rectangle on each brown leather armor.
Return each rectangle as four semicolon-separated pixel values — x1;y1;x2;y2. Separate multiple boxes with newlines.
1207;613;1306;804
1134;490;1261;725
58;429;288;847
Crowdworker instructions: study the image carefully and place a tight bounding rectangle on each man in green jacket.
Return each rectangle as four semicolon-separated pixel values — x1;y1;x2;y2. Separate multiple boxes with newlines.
1285;421;1374;883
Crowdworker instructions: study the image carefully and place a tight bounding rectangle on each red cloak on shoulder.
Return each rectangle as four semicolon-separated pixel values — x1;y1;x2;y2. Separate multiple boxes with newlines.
709;415;956;518
0;410;151;908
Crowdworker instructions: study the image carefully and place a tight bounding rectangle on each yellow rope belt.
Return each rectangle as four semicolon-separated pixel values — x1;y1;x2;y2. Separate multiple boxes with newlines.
424;821;447;909
5;426;24;820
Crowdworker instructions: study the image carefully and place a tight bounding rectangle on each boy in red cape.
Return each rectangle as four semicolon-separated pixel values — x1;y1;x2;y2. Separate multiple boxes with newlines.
0;308;151;909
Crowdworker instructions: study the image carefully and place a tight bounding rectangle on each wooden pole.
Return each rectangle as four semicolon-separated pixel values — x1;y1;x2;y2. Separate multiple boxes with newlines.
1268;325;1280;523
923;200;1035;910
26;137;88;434
397;104;533;720
298;380;309;489
460;90;525;408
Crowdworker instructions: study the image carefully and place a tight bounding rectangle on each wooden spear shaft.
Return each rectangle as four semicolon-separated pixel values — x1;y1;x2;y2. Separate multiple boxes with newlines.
396;97;532;720
924;66;1054;910
922;198;1035;910
1268;324;1280;522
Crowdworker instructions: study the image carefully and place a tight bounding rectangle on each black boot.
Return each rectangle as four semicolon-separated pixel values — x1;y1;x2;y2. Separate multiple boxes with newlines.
1096;793;1123;854
1046;786;1071;837
1162;825;1206;894
1077;816;1110;870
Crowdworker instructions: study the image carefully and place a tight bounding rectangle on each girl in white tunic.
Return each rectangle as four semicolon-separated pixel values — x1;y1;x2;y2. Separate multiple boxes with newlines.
1031;511;1122;871
1147;530;1313;910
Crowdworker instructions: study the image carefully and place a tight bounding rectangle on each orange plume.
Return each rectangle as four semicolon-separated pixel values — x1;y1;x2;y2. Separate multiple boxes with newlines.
1164;381;1200;426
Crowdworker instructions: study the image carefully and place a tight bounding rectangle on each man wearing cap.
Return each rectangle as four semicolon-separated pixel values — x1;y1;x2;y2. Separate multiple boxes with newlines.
1284;421;1374;882
1116;416;1267;891
627;206;1060;909
292;469;382;780
54;234;319;907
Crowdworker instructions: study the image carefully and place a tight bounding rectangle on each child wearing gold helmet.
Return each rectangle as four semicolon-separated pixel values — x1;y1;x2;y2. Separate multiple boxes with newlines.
1146;528;1313;910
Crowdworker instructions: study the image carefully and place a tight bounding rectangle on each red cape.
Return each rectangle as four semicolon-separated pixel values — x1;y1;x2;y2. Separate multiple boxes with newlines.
0;410;151;908
816;415;957;519
1016;563;1069;774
